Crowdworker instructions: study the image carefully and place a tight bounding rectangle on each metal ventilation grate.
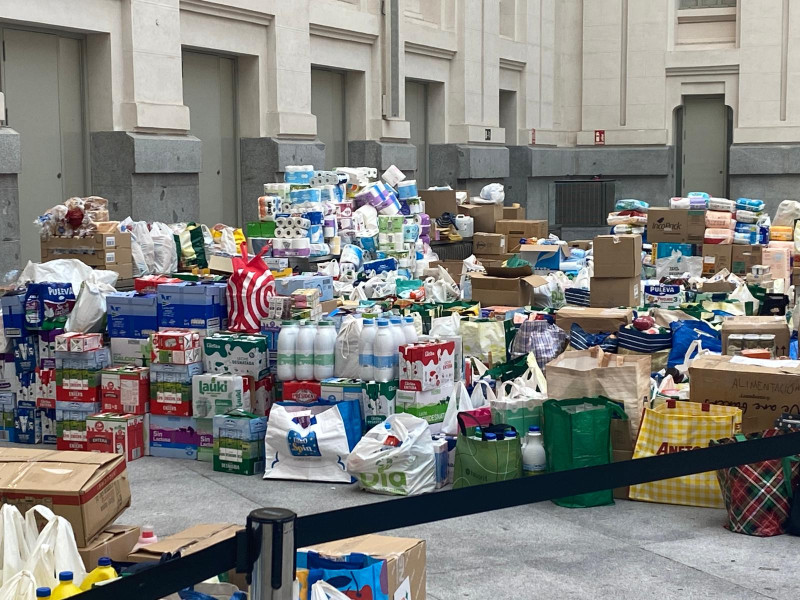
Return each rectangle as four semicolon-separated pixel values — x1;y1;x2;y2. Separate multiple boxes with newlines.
554;179;616;227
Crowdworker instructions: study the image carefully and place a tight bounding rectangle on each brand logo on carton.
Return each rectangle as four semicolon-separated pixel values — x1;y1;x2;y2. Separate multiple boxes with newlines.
199;379;229;394
288;430;321;457
652;217;680;231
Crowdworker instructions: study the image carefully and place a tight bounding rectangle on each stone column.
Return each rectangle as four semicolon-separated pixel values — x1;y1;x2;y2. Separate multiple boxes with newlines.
0;128;21;276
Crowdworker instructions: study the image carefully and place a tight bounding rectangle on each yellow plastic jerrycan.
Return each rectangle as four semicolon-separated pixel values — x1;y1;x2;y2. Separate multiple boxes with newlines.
80;556;118;591
51;572;82;599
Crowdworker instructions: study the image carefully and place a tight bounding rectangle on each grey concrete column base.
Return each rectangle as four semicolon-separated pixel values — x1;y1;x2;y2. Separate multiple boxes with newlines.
730;144;800;216
0;128;21;276
347;141;417;174
240;138;325;223
91;132;201;223
429;144;510;196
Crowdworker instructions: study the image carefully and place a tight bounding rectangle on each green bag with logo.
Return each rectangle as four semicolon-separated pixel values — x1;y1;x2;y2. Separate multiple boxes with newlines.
453;414;522;489
542;397;627;508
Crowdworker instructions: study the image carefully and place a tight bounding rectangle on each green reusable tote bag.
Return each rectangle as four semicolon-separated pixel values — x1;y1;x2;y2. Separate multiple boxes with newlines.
453;414;522;489
542;397;628;508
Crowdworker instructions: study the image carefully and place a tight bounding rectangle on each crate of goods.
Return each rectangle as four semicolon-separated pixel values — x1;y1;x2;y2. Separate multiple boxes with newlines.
107;292;158;339
100;366;150;414
150;362;203;416
40;229;133;279
213;411;268;475
157;282;226;332
86;413;145;462
192;374;251;419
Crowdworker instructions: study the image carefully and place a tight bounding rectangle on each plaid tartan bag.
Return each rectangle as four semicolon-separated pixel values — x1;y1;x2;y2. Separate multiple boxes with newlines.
711;429;800;536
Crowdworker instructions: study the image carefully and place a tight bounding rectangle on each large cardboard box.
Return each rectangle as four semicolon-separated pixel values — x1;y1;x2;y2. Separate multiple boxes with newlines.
419;190;458;220
519;244;570;273
470;271;547;307
458;203;504;234
301;535;426;600
495;219;549;252
720;316;791;357
731;245;763;276
702;244;732;276
41;232;133;279
647;208;705;244
590;277;640;308
78;525;140;570
689;355;800;433
593;234;642;278
554;306;634;334
476;253;515;266
0;448;130;546
472;233;506;255
503;204;525;220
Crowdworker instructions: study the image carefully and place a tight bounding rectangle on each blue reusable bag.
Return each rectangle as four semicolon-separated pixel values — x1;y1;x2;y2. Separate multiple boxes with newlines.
298;551;389;600
569;323;618;353
278;398;362;450
617;325;672;354
667;319;721;368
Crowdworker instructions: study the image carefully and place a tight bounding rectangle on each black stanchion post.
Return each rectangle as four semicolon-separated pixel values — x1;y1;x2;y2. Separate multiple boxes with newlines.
247;508;297;600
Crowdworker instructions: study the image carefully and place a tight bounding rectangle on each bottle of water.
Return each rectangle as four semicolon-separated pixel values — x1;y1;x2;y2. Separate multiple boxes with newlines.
522;426;547;475
359;318;377;381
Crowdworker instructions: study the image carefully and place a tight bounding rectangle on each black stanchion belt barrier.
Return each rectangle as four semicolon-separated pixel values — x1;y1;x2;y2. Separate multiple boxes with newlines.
82;431;800;600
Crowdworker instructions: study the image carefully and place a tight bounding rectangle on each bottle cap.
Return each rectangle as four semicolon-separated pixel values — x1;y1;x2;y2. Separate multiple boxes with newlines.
281;320;295;326
377;319;389;326
363;318;374;325
390;317;402;323
404;316;414;323
59;572;73;582
505;431;518;438
385;422;392;429
36;588;51;598
529;425;541;432
98;557;112;567
485;432;497;441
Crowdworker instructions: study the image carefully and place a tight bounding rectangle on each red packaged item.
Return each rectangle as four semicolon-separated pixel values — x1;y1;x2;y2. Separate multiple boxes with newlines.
135;275;182;294
101;366;150;414
399;340;456;392
281;380;321;404
86;413;145;462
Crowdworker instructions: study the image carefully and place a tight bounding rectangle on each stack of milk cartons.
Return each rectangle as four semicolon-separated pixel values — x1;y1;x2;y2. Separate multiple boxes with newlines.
192;371;253;463
148;329;206;460
106;291;158;367
395;338;456;434
156;281;227;337
54;333;110;450
13;334;41;443
212;409;268;476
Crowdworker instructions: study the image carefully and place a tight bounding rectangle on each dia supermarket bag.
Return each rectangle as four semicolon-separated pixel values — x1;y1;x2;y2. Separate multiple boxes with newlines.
453;414;522;488
543;397;627;508
629;400;742;508
346;413;436;496
227;241;275;333
264;400;361;483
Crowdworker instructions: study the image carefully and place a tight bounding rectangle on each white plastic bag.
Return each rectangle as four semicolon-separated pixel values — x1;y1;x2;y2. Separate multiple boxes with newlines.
572;267;590;290
470;379;496;406
333;316;362;378
430;313;461;337
23;508;86;589
219;228;237;254
132;221;155;274
0;571;36;600
120;218;149;278
729;282;760;314
65;281;117;333
531;273;566;309
150;222;179;274
0;505;28;588
656;251;703;280
346;413;436;496
773;200;800;227
311;581;351;600
441;382;476;436
17;259;118;292
477;183;505;204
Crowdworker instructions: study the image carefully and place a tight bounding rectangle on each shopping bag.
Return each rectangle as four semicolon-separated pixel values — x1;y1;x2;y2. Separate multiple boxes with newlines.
441;382;476;436
569;323;618;353
667;320;721;369
491;358;548;433
452;414;522;488
482;354;529;382
711;429;800;536
227;241;276;333
546;347;650;433
346;413;436;496
298;551;388;600
23;506;86;589
0;505;28;588
509;319;567;370
310;581;351;600
629;400;742;508
0;571;36;600
459;318;506;365
543;397;627;507
264;401;361;483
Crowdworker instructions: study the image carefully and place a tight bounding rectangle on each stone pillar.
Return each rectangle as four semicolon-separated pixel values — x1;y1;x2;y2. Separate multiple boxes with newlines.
729;145;800;216
429;144;509;196
347;141;417;177
0;128;21;276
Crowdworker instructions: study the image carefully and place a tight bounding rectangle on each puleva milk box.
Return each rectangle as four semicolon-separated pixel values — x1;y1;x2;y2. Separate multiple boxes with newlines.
192;374;251;419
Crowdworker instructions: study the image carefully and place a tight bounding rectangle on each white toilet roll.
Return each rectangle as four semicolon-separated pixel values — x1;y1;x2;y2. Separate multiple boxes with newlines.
291;238;310;249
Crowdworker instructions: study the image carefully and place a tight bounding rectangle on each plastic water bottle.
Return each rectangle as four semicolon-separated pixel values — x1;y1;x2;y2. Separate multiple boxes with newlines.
80;557;118;591
276;321;299;382
389;317;406;378
402;316;418;344
295;323;317;381
523;426;547;475
359;318;377;381
313;321;336;381
373;319;396;382
51;572;81;600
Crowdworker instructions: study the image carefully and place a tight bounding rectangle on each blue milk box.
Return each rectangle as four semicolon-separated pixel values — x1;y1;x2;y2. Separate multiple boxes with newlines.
12;337;38;374
0;392;16;442
274;275;334;301
149;415;200;459
40;408;57;444
107;292;159;338
157;282;223;331
1;294;26;337
15;399;41;444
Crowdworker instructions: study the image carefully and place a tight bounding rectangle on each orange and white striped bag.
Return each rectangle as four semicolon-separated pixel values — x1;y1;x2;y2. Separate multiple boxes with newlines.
226;241;275;333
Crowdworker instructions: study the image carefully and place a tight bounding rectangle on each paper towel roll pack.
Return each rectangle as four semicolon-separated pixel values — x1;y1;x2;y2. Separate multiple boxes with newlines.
284;165;314;184
290;188;321;204
396;179;418;199
264;182;291;200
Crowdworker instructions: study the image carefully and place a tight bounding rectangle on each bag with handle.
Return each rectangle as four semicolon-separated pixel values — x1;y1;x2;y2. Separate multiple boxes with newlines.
310;580;352;600
441;382;478;436
569;323;618;353
227;241;276;333
543;397;628;508
711;429;800;536
509;319;567;369
459;318;507;365
453;413;522;488
298;551;388;600
0;505;28;588
0;571;36;600
491;357;548;433
23;506;86;589
629;400;742;508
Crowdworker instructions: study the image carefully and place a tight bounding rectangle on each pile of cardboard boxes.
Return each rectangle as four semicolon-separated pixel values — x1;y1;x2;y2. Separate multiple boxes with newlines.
590;234;642;308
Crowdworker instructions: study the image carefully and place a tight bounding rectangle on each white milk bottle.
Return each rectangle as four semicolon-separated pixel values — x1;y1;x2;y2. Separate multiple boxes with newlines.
359;318;377;381
389;317;406;379
276;321;299;381
522;426;547;475
402;316;418;344
373;319;396;382
295;322;317;381
313;321;337;381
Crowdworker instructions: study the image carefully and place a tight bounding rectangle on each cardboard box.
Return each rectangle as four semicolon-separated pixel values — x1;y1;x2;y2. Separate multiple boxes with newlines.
720;316;791;358
647;208;705;244
590;277;640;308
399;340;456;391
429;261;464;281
212;412;267;476
568;240;592;251
593;235;642;278
702;244;733;276
503;204;525;220
128;523;242;563
475;253;515;266
78;525;140;571
149;415;199;459
0;448;130;547
689;355;800;433
472;233;506;255
457;203;504;234
470;271;548;307
40;232;132;268
300;535;426;600
396;382;454;433
519;244;570;273
419;189;458;220
101;366;150;414
495;219;549;252
86;413;145;462
731;245;763;276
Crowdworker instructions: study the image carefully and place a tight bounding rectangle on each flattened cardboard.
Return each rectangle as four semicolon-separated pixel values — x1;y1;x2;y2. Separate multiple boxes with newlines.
720;316;790;357
128;523;242;562
554;306;634;334
647;208;705;244
593;234;642;278
458;203;504;234
472;233;506;255
590;277;640;308
702;244;733;276
78;525;140;570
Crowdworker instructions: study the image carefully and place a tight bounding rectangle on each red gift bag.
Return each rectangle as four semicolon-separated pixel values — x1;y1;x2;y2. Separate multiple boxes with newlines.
226;241;275;333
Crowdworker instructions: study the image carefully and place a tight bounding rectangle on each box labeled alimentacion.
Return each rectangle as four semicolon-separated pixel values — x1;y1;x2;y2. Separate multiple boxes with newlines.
192;374;252;419
399;340;455;392
212;411;268;475
101;366;150;414
86;413;145;462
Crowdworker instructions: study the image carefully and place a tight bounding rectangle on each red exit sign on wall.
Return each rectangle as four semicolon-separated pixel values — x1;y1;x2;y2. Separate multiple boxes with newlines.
594;130;605;145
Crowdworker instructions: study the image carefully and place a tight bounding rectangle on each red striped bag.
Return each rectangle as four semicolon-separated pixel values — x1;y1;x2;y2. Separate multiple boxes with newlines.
226;241;275;333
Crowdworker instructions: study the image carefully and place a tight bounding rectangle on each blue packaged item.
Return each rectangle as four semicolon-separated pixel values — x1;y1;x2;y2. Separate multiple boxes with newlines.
157;282;223;330
151;362;204;384
1;294;26;338
149;414;199;459
308;224;323;244
15;400;41;444
614;198;649;212
304;211;324;225
40;407;56;444
283;166;314;184
667;320;721;369
396;179;418;199
569;323;618;352
735;221;758;235
274;274;334;301
290;187;321;204
55;347;112;370
655;242;696;259
107;292;158;338
687;191;710;199
298;551;388;600
12;337;37;374
23;282;74;331
363;257;398;275
736;197;765;212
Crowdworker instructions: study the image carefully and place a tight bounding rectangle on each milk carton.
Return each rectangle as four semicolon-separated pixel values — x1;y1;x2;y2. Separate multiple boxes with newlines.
192;374;251;419
56;402;101;451
14;399;41;444
213;411;268;475
86;413;145;461
399;340;456;391
40;408;56;444
395;382;454;434
149;415;199;459
110;337;151;367
361;381;397;432
203;334;269;380
101;366;150;414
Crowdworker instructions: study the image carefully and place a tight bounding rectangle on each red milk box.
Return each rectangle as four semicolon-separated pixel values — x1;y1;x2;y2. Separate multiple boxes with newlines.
135;275;182;294
86;413;145;462
399;340;456;392
281;380;321;404
101;366;150;414
36;367;57;409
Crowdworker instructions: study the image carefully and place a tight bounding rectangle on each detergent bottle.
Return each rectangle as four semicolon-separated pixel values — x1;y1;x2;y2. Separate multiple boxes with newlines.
80;557;118;590
51;572;82;599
